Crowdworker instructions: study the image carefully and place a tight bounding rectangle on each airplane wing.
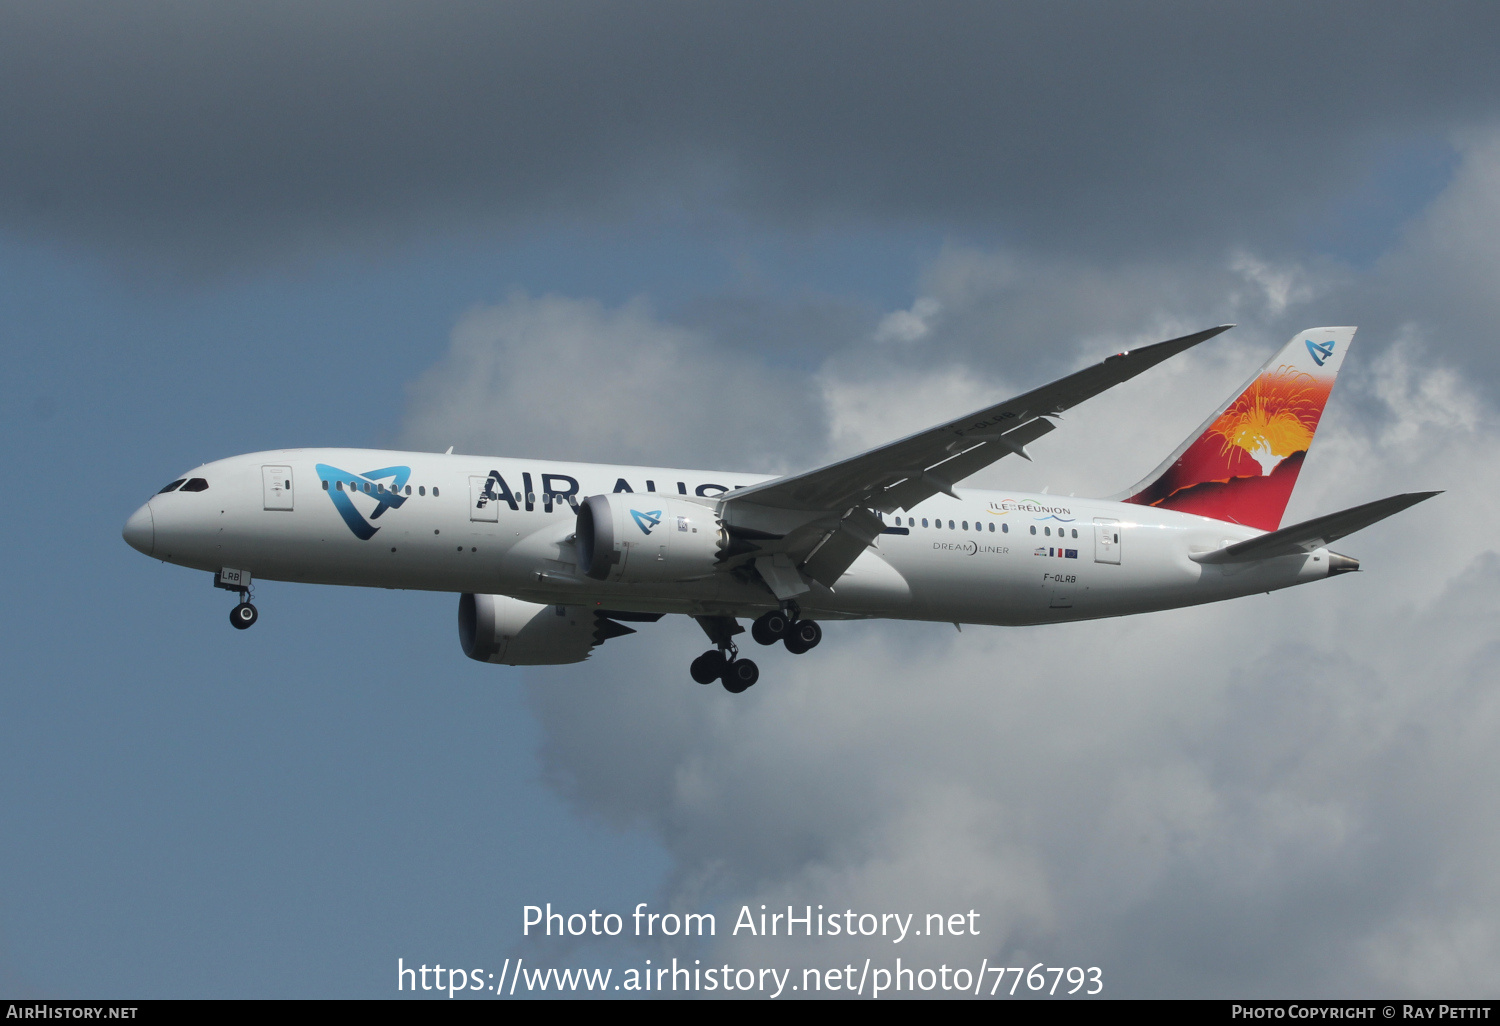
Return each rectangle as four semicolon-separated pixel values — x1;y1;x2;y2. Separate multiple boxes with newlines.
721;324;1234;591
1190;491;1441;565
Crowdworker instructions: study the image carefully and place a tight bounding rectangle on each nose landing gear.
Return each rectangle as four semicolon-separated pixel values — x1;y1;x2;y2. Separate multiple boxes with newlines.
215;567;259;630
230;601;259;629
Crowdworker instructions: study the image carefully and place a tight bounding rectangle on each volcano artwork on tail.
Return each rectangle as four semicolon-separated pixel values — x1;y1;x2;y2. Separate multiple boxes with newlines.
1120;327;1354;531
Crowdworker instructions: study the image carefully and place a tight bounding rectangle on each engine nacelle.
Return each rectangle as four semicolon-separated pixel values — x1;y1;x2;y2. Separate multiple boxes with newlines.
575;493;727;583
458;593;596;665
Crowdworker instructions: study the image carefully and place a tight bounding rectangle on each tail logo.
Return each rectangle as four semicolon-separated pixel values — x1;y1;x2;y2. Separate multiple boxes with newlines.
631;509;663;535
1305;338;1335;367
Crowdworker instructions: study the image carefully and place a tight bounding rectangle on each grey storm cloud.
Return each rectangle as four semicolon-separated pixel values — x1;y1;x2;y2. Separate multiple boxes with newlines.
3;1;1500;261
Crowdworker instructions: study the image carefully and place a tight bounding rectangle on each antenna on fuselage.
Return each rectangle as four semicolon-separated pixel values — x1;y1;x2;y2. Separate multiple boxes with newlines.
444;446;454;455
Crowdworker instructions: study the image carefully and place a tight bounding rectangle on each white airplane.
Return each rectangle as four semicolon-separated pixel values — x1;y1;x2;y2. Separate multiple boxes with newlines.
123;325;1435;693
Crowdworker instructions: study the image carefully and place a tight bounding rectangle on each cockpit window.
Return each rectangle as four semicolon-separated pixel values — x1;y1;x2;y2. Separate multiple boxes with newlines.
180;478;210;492
157;479;185;494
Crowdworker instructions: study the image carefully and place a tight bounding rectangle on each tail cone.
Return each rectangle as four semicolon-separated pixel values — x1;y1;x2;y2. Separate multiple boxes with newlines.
1327;552;1360;576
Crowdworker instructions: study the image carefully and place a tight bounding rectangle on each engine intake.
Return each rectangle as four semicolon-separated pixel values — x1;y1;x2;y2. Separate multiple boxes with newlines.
458;593;597;665
576;493;727;583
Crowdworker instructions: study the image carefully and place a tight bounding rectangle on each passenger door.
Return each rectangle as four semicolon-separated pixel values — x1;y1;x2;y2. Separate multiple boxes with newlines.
262;466;294;511
1094;517;1120;564
470;475;499;522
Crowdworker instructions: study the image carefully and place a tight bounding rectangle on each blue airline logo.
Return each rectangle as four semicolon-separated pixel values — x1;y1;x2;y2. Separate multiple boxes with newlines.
316;463;411;540
1305;338;1336;367
631;509;663;535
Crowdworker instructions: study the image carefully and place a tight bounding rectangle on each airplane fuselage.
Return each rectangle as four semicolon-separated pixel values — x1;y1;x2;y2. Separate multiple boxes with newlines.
127;448;1337;627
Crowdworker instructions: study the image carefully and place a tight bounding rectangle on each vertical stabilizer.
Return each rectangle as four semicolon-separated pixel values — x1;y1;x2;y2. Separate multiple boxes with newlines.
1119;327;1355;531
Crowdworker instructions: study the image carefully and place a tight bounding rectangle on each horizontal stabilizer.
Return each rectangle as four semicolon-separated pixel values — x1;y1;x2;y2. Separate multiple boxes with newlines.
1191;491;1440;564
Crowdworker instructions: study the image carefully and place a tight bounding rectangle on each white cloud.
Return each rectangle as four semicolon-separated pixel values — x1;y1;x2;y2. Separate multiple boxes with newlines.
1228;252;1320;317
399;291;822;473
872;296;941;344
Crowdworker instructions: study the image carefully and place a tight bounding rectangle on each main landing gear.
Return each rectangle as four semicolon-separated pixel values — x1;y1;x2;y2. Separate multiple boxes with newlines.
688;609;822;693
690;614;761;693
689;648;760;693
751;608;821;654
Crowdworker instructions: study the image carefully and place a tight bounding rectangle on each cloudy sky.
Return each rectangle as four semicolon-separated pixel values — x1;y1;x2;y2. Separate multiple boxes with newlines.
3;1;1498;998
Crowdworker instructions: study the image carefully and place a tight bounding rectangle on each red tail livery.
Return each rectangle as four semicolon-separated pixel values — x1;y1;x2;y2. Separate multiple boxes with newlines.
1120;327;1354;530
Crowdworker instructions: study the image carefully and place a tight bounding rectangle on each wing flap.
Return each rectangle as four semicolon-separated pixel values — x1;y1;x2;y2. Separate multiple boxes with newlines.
800;508;887;588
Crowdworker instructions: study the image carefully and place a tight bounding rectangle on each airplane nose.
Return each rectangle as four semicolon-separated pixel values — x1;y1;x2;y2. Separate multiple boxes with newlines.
123;503;154;557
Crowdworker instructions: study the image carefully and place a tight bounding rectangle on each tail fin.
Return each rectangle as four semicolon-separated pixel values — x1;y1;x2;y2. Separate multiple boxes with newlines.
1119;326;1355;531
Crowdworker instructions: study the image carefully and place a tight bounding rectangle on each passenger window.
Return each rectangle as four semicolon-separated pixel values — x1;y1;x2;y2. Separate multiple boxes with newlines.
157;479;185;494
419;486;426;496
180;478;209;492
962;521;968;530
988;523;994;532
322;480;329;491
405;486;412;495
1002;523;1008;533
921;518;928;528
433;487;439;497
948;520;955;529
1072;529;1078;538
1030;525;1036;535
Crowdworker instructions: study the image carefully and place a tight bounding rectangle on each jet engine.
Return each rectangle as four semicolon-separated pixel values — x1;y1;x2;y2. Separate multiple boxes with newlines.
575;493;727;583
458;593;597;665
